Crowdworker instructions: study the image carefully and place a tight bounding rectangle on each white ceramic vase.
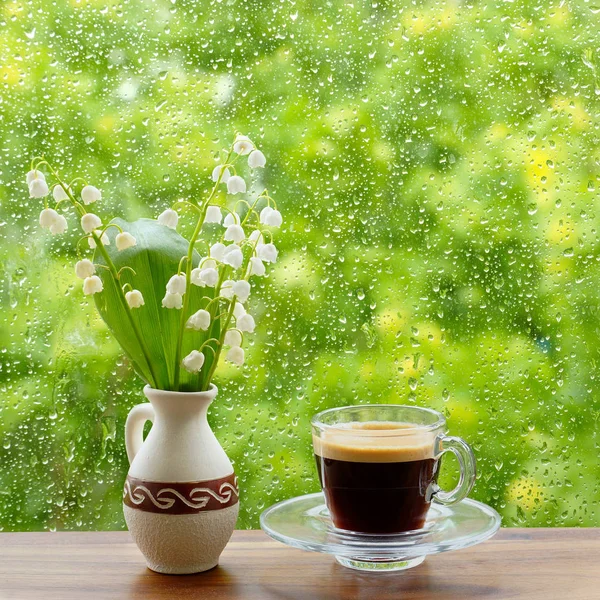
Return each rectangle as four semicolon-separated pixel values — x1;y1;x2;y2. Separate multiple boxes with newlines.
123;384;239;574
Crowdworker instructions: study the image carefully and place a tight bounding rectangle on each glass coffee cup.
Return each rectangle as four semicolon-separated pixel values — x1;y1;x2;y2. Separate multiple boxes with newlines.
312;405;476;534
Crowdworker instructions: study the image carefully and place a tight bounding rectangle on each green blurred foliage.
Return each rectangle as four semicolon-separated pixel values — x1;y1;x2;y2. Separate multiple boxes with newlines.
0;0;599;530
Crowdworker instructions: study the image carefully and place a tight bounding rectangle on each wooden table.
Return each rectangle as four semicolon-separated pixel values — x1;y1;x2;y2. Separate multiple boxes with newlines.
0;529;597;599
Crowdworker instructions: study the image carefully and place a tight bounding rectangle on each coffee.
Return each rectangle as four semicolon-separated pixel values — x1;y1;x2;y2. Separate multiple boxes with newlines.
313;422;440;534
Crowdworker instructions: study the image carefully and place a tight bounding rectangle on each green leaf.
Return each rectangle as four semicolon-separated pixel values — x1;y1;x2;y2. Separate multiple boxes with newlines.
93;218;218;391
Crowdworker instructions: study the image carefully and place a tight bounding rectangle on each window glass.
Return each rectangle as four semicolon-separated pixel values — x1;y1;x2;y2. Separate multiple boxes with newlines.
1;0;598;529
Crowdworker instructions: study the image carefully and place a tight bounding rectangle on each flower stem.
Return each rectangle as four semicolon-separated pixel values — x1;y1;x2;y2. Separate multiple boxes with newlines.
172;149;233;389
241;192;267;227
173;203;209;389
42;161;159;388
203;295;237;389
198;266;230;390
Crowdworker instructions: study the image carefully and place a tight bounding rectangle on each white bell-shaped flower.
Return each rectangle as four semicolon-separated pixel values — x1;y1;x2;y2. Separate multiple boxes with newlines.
88;229;110;249
201;258;217;269
237;313;256;333
191;266;219;288
227;175;246;195
29;178;49;198
233;302;246;318
182;350;205;373
81;213;102;234
232;280;251;302
222;245;243;269
260;206;283;228
204;205;223;224
39;208;59;229
157;208;178;229
257;242;278;263
221;280;234;299
211;165;231;183
166;273;187;295
81;185;101;205
260;206;273;224
267;210;283;227
162;292;183;309
210;242;227;261
26;170;45;184
186;309;211;331
249;229;264;244
50;214;68;235
248;256;266;277
83;275;103;295
200;267;219;287
53;185;71;202
75;259;95;279
116;232;137;251
224;329;242;347
226;346;245;365
190;268;205;287
126;290;145;308
248;149;266;169
223;212;240;227
233;134;254;155
190;259;219;287
225;224;245;243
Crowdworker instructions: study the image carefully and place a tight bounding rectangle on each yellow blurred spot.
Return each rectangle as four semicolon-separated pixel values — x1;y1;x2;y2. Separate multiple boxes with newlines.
69;0;94;8
506;476;544;512
406;13;429;35
3;1;23;17
551;96;590;130
272;252;317;290
487;122;509;141
374;308;406;336
325;105;353;135
414;321;443;349
525;148;555;200
444;398;478;426
514;20;534;39
403;6;456;35
305;137;335;160
96;115;116;133
359;361;376;381
170;143;190;163
372;140;394;164
545;256;573;277
547;4;570;26
545;217;574;245
0;64;21;87
437;8;456;30
401;355;420;378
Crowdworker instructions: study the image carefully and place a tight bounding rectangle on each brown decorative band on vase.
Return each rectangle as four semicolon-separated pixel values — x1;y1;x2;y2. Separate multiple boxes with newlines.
123;473;239;515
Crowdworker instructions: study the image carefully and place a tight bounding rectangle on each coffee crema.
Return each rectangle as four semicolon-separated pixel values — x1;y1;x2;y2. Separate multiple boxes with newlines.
313;421;436;463
314;422;440;534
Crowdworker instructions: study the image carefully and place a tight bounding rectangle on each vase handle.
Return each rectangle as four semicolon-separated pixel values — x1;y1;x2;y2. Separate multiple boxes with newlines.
125;403;155;464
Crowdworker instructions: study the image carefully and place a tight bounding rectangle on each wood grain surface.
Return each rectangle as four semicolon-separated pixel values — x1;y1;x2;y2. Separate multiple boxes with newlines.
0;529;597;600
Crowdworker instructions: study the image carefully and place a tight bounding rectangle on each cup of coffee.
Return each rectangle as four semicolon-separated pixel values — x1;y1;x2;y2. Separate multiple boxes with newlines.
312;405;476;534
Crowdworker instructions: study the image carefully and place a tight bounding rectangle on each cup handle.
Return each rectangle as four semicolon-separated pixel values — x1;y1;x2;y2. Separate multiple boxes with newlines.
431;434;476;505
125;403;155;465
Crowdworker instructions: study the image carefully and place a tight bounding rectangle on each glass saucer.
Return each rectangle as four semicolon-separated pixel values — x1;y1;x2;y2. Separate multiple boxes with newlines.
260;492;501;572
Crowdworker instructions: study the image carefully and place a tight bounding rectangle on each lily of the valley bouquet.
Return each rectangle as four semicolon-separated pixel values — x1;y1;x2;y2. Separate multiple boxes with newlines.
27;135;281;392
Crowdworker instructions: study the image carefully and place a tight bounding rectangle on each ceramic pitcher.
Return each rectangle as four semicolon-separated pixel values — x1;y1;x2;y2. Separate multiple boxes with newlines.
123;384;239;574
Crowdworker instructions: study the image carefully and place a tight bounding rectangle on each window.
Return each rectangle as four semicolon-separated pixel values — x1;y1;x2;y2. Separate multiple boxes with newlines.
1;0;598;530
